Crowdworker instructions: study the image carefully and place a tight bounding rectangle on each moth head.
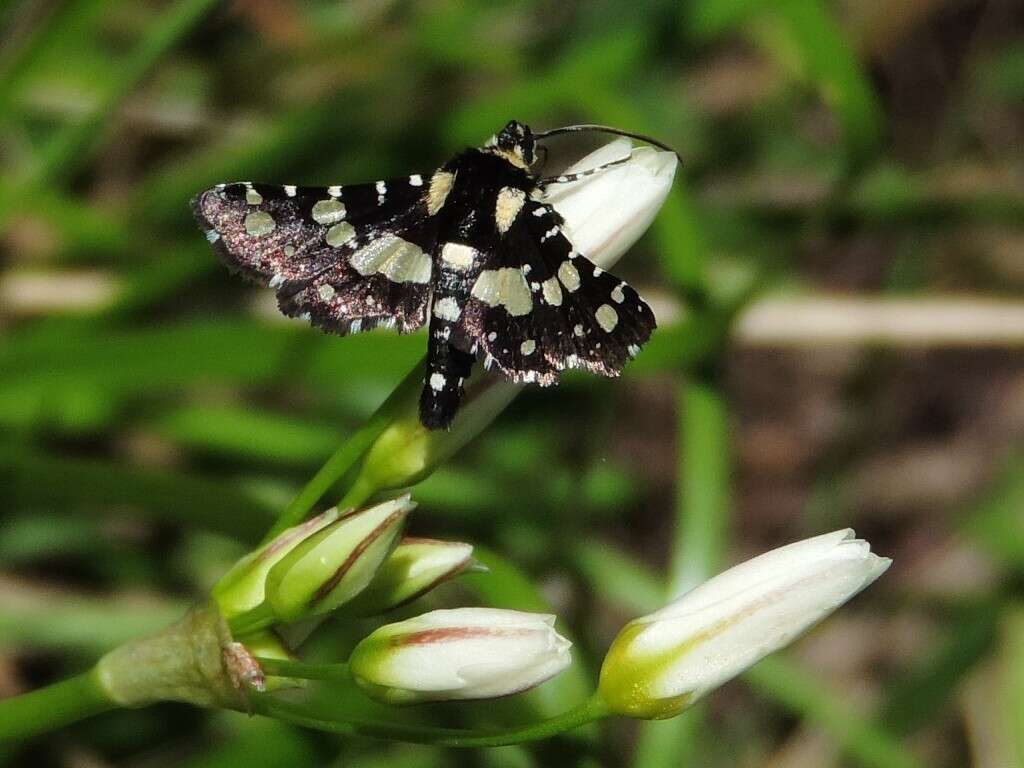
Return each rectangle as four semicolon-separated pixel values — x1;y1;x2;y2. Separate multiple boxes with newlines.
488;120;535;169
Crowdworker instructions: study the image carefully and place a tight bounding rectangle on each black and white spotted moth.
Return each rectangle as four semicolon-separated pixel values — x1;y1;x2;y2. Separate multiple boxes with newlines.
193;120;671;429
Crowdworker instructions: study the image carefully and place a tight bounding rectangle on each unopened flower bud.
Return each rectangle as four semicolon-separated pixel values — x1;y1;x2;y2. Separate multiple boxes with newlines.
213;508;340;619
343;538;477;616
264;496;413;622
544;139;678;270
598;530;891;719
349;607;572;704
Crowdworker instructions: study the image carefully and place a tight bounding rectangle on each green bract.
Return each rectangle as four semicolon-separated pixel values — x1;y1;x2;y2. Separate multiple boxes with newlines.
264;495;413;621
212;508;340;619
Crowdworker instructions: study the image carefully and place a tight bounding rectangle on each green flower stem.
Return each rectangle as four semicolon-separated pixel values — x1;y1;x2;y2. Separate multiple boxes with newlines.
255;657;351;682
265;359;425;540
267;354;520;540
256;691;610;748
227;603;277;637
0;669;116;743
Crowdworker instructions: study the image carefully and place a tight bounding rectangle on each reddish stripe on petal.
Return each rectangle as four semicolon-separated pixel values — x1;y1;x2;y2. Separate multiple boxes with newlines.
310;509;405;607
394;627;535;646
258;509;335;562
399;536;449;546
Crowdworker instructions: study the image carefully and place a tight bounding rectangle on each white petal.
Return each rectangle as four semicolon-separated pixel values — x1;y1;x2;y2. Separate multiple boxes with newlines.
546;140;677;269
651;529;861;622
646;551;890;700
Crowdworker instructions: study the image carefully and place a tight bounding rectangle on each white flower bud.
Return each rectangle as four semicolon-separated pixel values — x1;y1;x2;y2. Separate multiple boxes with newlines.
599;529;891;719
349;607;572;704
343;537;477;616
544;139;678;269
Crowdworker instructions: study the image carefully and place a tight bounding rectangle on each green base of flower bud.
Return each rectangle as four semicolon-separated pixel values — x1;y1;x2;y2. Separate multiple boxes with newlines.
597;622;697;720
599;687;694;720
94;601;251;710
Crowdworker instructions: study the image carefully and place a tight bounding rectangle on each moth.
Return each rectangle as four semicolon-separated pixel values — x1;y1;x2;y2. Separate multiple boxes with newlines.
193;121;673;430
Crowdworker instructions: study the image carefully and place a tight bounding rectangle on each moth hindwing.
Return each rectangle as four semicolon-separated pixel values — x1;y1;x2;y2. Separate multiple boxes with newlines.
193;119;658;431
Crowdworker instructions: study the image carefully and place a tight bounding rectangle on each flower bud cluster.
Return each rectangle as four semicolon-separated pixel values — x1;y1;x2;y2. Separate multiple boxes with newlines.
216;495;482;632
214;493;575;703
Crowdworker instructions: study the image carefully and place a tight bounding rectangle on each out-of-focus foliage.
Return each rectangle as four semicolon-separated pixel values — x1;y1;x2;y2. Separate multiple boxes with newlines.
1;0;1022;766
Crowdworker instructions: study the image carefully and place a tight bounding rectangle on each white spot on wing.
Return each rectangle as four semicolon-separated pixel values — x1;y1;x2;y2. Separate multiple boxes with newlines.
409;174;423;186
596;304;619;332
520;339;536;355
245;188;263;205
429;372;446;391
441;242;476;271
558;261;581;292
244;211;275;236
284;185;297;197
611;284;626;303
328;185;342;197
542;277;563;306
433;296;462;321
312;199;346;225
326;221;356;247
317;283;336;301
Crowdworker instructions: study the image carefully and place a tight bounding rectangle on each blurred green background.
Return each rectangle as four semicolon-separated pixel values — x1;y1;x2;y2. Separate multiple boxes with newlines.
2;0;1023;766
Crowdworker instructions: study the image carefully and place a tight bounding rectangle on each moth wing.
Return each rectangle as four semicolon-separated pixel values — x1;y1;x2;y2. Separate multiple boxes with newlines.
192;176;438;335
461;199;656;383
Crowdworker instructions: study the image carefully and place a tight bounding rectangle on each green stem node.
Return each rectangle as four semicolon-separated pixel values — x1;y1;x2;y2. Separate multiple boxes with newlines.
95;601;247;709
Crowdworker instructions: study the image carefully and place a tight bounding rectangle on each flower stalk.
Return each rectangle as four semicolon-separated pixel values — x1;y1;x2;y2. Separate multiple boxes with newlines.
257;691;611;748
0;670;116;743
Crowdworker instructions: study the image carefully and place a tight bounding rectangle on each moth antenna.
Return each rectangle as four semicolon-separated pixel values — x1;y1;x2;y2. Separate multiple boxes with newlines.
533;124;681;163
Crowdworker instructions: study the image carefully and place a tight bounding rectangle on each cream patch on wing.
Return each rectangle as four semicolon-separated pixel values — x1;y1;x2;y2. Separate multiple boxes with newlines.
471;268;533;317
427;170;455;215
495;187;526;234
349;235;432;283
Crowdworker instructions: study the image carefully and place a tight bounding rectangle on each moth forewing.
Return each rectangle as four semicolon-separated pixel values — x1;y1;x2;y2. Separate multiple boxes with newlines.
193;119;664;430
